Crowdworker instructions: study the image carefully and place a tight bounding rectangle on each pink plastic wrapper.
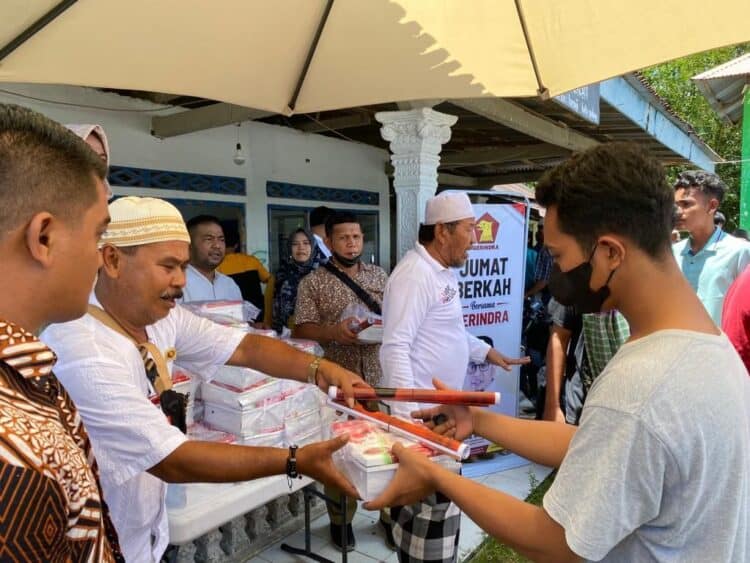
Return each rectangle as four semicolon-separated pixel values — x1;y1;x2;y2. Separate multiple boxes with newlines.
285;338;325;357
331;419;435;467
187;422;236;444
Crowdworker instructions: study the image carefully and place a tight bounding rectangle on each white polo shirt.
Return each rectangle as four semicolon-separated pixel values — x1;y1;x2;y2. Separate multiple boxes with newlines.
41;293;246;563
183;264;242;302
313;233;332;260
380;243;491;418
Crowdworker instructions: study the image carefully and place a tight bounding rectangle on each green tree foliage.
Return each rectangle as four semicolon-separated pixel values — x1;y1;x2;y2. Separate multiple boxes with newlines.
641;43;750;231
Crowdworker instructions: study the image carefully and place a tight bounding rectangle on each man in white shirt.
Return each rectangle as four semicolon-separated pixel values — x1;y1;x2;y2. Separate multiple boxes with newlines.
381;192;528;420
379;191;528;562
42;197;366;563
182;214;243;302
367;143;750;563
309;205;333;262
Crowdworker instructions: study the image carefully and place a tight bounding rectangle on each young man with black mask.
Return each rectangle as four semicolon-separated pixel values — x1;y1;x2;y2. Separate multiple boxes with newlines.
365;143;750;563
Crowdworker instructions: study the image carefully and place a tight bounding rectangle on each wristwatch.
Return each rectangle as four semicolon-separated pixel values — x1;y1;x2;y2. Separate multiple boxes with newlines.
307;356;323;385
286;444;302;489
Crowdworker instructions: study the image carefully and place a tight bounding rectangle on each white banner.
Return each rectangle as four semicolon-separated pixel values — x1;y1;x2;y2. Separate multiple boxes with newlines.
457;201;527;436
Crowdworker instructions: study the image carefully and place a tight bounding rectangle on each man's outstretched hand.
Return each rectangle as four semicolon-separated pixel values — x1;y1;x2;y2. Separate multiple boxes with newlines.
297;435;359;498
363;442;438;510
410;378;476;441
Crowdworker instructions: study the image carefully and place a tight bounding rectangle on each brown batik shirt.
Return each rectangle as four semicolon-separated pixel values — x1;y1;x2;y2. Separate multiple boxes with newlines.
295;262;387;385
0;319;123;562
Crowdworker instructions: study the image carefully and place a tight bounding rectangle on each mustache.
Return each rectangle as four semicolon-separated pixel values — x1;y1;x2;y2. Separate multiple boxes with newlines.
161;290;183;300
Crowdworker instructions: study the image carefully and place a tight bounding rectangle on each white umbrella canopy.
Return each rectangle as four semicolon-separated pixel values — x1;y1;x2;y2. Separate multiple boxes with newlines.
0;0;748;115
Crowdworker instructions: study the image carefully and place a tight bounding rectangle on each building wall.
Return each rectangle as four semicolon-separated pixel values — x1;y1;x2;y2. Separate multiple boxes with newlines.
0;84;392;269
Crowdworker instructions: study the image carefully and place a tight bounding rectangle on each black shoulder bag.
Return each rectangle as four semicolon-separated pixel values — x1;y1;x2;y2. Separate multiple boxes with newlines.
323;261;382;316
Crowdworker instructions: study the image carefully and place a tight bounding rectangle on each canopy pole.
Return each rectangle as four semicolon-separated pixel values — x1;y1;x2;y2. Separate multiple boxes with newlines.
740;86;750;230
514;0;549;99
286;0;335;115
0;0;78;62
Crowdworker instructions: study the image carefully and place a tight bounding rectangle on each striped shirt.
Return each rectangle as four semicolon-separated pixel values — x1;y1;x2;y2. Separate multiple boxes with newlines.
0;319;122;562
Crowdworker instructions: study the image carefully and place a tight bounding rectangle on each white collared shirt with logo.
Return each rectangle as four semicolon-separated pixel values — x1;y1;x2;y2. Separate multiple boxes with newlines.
380;243;490;418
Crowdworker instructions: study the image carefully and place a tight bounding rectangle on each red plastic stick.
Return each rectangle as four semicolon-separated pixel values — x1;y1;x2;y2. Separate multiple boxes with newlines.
328;386;499;406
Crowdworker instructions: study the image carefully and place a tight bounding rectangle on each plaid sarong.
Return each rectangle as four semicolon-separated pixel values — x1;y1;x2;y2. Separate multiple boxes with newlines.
390;492;461;563
580;310;630;391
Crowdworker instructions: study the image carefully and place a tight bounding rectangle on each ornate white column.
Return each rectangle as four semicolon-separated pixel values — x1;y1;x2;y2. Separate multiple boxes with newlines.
375;107;458;260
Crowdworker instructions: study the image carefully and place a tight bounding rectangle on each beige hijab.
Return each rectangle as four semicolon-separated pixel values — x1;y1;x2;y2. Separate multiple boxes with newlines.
66;124;113;199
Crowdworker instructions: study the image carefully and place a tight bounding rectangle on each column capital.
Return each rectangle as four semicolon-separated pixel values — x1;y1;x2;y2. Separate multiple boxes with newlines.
375;107;458;157
376;108;457;259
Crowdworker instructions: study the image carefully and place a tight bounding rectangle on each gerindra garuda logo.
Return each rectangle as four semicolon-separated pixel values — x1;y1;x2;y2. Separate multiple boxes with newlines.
475;212;500;244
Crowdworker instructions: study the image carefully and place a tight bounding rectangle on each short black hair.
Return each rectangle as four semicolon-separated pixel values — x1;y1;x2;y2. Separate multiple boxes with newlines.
535;142;673;258
418;221;458;244
0;103;106;237
223;223;240;248
309;206;334;228
186;214;222;235
476;335;494;347
325;210;360;237
714;211;726;226
674;170;726;204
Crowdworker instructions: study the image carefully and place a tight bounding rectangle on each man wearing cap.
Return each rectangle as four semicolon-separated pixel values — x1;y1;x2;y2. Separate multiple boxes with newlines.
379;191;528;563
673;170;750;325
42;196;366;563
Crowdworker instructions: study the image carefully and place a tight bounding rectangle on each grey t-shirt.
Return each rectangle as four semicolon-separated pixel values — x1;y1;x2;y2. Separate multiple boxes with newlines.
544;330;750;562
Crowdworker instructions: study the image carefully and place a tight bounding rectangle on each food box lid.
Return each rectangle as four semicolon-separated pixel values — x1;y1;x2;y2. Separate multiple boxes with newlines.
332;419;436;467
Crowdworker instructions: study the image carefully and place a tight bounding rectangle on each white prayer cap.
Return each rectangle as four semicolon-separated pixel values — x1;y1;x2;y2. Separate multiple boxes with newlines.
100;197;190;248
424;192;475;225
66;124;112;199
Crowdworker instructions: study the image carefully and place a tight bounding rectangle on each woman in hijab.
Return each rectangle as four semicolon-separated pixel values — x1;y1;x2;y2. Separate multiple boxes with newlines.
272;228;320;334
66;124;113;199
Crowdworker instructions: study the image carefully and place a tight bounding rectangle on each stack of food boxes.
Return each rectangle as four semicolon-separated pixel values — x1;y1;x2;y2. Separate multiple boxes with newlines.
198;333;327;448
167;298;331;509
200;366;323;448
177;299;327;448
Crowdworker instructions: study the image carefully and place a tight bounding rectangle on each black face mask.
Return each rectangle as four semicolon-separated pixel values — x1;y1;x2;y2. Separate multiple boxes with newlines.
548;247;616;314
333;252;361;268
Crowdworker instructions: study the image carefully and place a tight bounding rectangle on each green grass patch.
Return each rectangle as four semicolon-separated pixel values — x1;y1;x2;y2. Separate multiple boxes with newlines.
466;470;555;562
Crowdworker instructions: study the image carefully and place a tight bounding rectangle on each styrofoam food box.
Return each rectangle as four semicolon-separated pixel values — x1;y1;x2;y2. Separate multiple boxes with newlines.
203;398;286;437
331;419;461;501
334;451;460;502
242;427;285;448
166;423;237;508
200;379;281;410
212;366;271;390
284;408;321;445
285;423;323;447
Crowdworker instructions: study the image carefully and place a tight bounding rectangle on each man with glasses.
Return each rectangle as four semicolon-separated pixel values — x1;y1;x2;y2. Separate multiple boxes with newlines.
673;170;750;325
